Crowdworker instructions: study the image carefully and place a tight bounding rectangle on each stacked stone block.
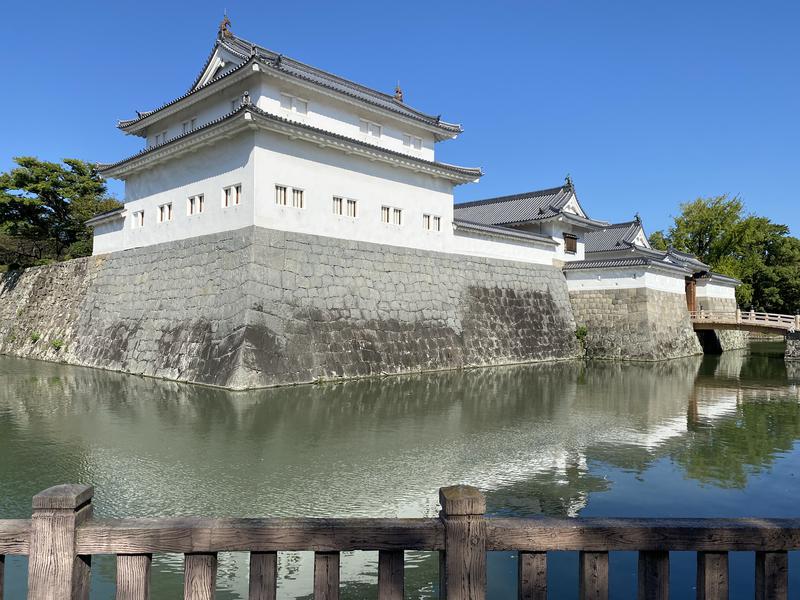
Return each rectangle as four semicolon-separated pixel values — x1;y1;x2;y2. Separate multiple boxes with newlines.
0;226;582;389
696;296;748;351
569;287;702;360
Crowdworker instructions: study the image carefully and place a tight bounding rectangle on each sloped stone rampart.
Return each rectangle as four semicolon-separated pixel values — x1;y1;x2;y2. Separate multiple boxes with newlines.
0;226;582;389
569;287;703;360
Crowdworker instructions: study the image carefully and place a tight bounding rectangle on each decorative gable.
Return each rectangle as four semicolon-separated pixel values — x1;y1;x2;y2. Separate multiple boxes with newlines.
561;193;588;218
192;45;248;91
631;227;650;248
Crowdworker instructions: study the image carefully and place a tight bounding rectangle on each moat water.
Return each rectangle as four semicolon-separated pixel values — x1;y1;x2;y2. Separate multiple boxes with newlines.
1;343;799;599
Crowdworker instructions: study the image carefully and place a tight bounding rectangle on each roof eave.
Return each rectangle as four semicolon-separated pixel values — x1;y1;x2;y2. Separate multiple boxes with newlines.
101;107;482;184
453;220;559;246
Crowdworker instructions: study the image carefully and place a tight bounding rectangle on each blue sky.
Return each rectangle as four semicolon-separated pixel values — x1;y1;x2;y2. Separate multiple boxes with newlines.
1;0;798;235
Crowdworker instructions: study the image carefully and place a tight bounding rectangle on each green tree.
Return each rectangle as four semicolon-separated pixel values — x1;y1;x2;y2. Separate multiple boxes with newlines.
0;157;120;267
649;195;800;312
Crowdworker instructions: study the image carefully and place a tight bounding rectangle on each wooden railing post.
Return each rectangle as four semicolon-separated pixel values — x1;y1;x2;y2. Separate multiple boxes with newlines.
439;485;486;600
697;551;728;600
736;308;742;324
795;315;800;330
27;484;94;600
755;551;788;600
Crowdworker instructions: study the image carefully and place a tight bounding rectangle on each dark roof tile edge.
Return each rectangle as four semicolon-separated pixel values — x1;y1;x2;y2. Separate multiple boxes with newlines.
103;105;482;179
120;41;462;134
453;219;559;245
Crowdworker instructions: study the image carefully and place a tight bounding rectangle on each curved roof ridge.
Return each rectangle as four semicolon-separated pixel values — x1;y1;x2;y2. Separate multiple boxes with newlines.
230;35;456;125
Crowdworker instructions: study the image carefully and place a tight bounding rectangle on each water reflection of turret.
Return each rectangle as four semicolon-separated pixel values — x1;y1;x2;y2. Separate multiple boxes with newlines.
3;350;800;599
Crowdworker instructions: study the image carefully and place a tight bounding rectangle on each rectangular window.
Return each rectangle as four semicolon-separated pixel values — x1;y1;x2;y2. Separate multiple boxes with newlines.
393;208;402;226
403;134;423;150
564;233;578;254
187;194;204;215
292;189;304;208
360;119;381;138
423;214;442;231
275;185;287;206
346;199;357;218
222;185;241;208
158;203;173;223
333;196;343;215
182;118;198;135
280;93;308;115
381;206;390;224
154;131;167;145
132;211;145;229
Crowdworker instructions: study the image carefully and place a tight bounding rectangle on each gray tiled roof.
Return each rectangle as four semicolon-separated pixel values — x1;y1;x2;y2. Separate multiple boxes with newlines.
562;256;690;274
453;219;558;245
85;207;124;226
666;247;710;271
584;221;641;253
454;185;583;226
102;104;482;180
120;35;462;135
223;35;462;133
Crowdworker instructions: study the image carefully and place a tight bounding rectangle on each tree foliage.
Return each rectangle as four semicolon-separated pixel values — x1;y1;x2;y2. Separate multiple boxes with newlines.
649;195;800;313
0;157;120;268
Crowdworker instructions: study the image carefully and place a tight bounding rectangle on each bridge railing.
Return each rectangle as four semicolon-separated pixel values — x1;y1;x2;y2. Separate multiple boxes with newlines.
2;484;799;599
690;309;799;330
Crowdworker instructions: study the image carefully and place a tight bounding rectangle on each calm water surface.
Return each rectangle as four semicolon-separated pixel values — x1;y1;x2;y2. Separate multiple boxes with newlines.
2;343;799;598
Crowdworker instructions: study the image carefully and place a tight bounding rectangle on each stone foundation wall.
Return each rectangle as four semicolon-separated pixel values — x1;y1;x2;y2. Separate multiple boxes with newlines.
0;226;581;389
697;296;748;351
569;287;702;360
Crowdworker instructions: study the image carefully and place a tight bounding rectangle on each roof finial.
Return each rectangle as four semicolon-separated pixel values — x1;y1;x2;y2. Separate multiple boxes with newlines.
634;212;641;224
218;11;233;39
564;174;573;190
394;81;403;103
242;91;251;106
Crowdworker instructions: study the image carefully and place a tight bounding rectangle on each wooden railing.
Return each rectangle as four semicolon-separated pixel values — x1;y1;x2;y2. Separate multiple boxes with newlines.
690;309;800;332
2;484;799;599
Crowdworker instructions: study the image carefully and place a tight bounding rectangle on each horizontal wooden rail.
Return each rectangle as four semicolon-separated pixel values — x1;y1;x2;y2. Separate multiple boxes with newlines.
486;517;800;551
690;309;799;333
0;519;29;555
2;484;798;599
75;517;444;554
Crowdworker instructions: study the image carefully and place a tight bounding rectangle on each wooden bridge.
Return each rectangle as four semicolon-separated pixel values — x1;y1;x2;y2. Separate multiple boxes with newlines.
690;310;799;335
2;484;799;599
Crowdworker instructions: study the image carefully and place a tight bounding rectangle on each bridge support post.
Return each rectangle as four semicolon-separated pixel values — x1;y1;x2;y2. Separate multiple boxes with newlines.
786;331;800;362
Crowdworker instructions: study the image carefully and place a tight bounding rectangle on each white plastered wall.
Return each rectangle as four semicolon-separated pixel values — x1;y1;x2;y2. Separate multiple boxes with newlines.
565;267;687;295
94;131;256;254
252;77;437;161
696;280;737;301
252;130;556;265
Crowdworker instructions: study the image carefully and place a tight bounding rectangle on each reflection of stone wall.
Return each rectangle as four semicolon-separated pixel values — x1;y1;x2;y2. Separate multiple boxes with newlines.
570;287;702;360
787;332;800;362
696;297;748;351
0;226;581;389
